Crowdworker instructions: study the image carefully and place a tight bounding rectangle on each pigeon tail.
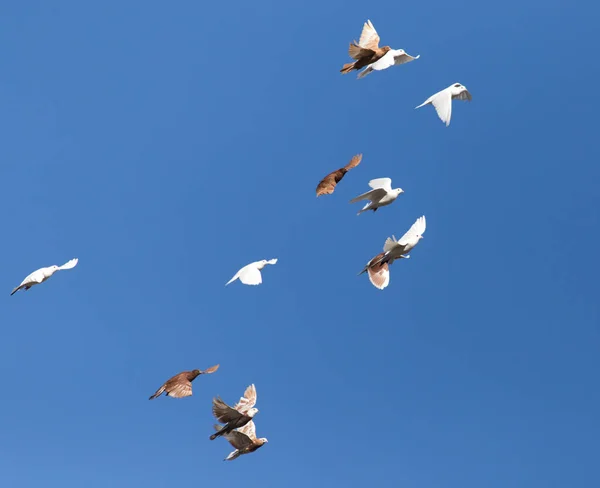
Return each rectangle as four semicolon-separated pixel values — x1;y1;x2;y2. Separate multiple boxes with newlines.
225;450;241;461
10;287;19;296
340;62;356;74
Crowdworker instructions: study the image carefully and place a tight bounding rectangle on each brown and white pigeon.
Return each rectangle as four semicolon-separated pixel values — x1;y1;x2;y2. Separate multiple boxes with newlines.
216;420;268;461
210;384;258;440
148;365;220;400
340;20;391;74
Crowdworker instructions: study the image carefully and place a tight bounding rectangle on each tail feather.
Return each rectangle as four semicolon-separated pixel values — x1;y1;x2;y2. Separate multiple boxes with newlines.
149;385;165;400
340;62;356;74
210;424;227;440
10;286;19;296
225;450;241;461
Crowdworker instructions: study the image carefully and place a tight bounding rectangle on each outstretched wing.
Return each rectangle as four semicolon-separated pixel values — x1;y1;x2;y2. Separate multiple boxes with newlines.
238;420;257;440
266;258;278;266
368;178;392;192
343;154;362;171
316;171;342;196
398;216;426;245
358;20;380;50
383;235;399;253
392;51;420;66
367;262;390;290
19;268;45;287
166;380;193;398
213;397;244;423
58;258;78;271
202;364;220;374
235;384;257;413
453;88;472;102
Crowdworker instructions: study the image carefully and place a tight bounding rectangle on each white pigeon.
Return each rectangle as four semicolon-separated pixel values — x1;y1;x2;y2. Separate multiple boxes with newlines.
358;216;426;290
415;83;471;126
349;178;404;215
226;259;278;286
357;48;420;79
11;258;79;296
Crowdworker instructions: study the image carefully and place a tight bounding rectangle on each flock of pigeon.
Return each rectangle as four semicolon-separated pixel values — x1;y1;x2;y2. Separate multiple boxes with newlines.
9;19;472;462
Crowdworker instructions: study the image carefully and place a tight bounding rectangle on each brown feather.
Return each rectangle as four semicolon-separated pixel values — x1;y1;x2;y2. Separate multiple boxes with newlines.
316;154;362;197
201;364;220;374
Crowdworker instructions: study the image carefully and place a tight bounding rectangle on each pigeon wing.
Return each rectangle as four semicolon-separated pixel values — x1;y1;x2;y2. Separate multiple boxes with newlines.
343;154;362;171
166;380;193;398
238;420;257;440
393;51;420;66
202;364;220;374
398;216;426;245
213;398;244;423
453;88;472;102
430;90;453;126
383;236;399;253
221;428;253;450
238;265;262;285
367;262;390;290
368;178;392;192
358;20;380;50
235;384;257;413
316;171;341;196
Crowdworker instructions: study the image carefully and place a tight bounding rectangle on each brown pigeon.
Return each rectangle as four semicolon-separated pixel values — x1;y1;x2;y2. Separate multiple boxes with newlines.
210;384;258;440
340;20;391;74
148;364;220;400
216;420;268;461
316;154;362;197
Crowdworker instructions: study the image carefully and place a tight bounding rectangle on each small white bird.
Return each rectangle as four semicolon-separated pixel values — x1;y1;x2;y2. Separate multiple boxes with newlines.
226;259;278;286
359;216;426;290
357;48;420;79
11;258;79;296
349;178;404;215
415;83;472;126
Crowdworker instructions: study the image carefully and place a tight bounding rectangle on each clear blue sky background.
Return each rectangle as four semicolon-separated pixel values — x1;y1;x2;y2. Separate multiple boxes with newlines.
0;1;598;487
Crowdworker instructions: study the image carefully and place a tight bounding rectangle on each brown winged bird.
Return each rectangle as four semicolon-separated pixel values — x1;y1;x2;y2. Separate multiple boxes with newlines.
315;154;362;197
210;384;258;440
215;420;268;461
340;20;391;74
148;364;219;400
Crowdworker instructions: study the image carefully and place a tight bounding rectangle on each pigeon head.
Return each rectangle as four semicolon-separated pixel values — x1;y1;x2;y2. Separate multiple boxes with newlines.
451;83;466;94
247;407;259;417
259;438;268;444
395;188;404;196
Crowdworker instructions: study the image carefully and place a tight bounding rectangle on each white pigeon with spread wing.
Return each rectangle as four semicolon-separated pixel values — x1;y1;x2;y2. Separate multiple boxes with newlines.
359;216;426;289
415;83;472;126
357;48;420;79
349;178;404;215
11;258;78;296
226;259;277;286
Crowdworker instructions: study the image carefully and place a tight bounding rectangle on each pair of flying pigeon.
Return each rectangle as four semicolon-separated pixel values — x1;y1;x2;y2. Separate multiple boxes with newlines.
149;369;267;461
341;19;472;126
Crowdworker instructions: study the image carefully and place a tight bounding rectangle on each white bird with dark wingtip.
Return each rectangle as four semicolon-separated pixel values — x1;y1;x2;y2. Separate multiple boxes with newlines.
357;48;420;79
415;83;472;126
359;216;426;290
11;258;79;296
226;259;278;286
349;178;404;215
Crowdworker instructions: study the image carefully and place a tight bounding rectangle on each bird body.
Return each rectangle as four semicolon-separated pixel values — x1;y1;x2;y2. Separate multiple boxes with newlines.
149;364;219;400
226;259;278;286
217;420;268;461
349;178;403;215
11;258;78;296
357;48;420;79
359;216;426;289
316;154;362;197
211;384;259;440
340;20;391;74
415;83;472;126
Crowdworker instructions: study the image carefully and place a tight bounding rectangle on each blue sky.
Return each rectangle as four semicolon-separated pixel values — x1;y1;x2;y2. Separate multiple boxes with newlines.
0;1;598;487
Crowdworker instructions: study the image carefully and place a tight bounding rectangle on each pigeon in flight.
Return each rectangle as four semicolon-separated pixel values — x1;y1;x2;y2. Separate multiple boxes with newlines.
340;20;392;75
226;259;277;286
11;258;78;296
148;365;220;400
211;384;258;440
359;216;426;290
216;420;268;461
316;154;362;197
357;48;420;79
349;178;404;215
415;83;472;126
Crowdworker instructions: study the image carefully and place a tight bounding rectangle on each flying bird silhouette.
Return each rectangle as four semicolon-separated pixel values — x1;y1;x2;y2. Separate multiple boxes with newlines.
415;83;472;126
148;365;220;400
211;384;258;440
216;420;268;461
349;178;404;215
11;258;78;296
226;259;278;286
340;20;391;75
316;154;362;197
359;216;426;290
